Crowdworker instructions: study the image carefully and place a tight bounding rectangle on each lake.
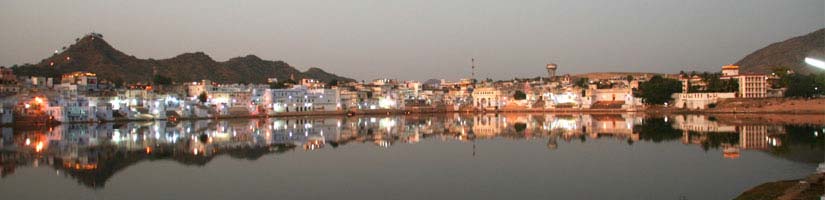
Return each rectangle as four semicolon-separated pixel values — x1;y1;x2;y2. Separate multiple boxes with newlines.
0;113;822;199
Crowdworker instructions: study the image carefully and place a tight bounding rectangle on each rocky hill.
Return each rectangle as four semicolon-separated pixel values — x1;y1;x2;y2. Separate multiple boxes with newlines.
11;34;355;84
735;28;825;75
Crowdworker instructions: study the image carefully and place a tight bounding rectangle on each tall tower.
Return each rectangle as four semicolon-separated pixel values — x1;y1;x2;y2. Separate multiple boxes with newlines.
546;63;558;79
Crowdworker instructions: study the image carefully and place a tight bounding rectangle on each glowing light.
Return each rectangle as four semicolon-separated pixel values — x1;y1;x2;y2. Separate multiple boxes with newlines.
378;97;396;109
35;141;44;152
25;138;31;146
805;57;825;69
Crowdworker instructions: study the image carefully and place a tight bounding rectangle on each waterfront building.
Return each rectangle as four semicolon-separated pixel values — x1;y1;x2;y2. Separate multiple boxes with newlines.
300;78;325;89
719;65;770;98
544;90;581;109
679;74;707;92
185;80;215;97
264;85;340;113
0;67;19;95
585;82;639;109
61;72;102;92
672;92;736;109
472;87;503;110
736;74;769;98
23;76;54;89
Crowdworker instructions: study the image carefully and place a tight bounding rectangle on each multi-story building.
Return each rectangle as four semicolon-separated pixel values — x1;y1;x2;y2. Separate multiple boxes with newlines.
721;65;739;76
60;71;100;92
264;85;340;113
719;65;769;98
472;87;503;110
0;67;18;94
736;74;768;98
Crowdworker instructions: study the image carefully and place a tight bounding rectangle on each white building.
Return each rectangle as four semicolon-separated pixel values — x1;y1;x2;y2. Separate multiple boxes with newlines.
721;65;739;76
672;92;736;109
264;85;340;113
736;75;768;98
472;87;503;110
719;65;770;98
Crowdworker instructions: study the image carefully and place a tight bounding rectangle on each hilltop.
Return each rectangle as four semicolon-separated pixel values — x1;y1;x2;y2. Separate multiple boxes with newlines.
735;28;825;75
11;33;355;84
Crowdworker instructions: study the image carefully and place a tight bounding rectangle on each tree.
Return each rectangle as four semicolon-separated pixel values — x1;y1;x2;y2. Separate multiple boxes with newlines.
513;90;527;100
574;78;589;88
328;79;339;87
112;78;124;88
269;79;297;89
785;73;824;98
635;75;682;105
688;72;739;93
198;92;208;104
153;75;173;85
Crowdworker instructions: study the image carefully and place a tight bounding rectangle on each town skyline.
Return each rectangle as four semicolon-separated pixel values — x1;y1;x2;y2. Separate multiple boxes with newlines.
1;0;823;81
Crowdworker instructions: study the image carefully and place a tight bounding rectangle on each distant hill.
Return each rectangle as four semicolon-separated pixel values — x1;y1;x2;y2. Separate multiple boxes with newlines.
11;34;355;84
735;28;825;75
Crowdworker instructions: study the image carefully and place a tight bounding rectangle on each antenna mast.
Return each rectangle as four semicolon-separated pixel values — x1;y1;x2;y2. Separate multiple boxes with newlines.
471;58;476;80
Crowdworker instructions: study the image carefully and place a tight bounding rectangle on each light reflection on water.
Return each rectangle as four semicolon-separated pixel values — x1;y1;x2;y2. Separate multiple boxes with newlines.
0;113;823;199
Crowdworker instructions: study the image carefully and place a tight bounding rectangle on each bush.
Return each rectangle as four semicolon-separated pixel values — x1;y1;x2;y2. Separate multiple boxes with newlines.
513;90;527;100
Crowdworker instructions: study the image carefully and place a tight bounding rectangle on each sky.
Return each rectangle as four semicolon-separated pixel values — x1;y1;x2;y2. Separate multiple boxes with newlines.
0;0;822;81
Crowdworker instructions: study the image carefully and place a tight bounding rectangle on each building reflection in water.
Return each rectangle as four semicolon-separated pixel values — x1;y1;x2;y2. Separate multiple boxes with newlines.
0;114;822;188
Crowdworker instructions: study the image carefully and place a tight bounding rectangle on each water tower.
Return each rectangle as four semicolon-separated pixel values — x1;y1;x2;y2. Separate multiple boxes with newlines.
546;63;558;78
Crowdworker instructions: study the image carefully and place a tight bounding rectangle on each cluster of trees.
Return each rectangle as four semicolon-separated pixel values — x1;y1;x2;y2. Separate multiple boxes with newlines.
682;72;738;93
269;79;297;89
573;78;589;88
771;67;825;98
635;75;682;105
783;73;825;97
153;75;173;86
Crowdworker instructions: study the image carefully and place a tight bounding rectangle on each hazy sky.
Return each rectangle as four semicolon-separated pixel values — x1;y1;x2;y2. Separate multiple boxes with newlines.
0;0;822;81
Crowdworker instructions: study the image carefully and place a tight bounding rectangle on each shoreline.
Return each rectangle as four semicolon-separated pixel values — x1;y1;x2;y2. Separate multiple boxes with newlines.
736;173;824;200
5;106;824;127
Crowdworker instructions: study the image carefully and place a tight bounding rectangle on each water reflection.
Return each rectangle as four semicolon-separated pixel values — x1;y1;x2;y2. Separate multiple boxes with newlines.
0;114;822;189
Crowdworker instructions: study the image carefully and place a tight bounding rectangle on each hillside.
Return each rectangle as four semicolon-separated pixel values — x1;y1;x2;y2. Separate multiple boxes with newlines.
735;28;825;75
11;34;355;84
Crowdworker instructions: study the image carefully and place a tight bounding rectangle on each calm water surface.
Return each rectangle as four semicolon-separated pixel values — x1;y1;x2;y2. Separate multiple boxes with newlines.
0;113;822;200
